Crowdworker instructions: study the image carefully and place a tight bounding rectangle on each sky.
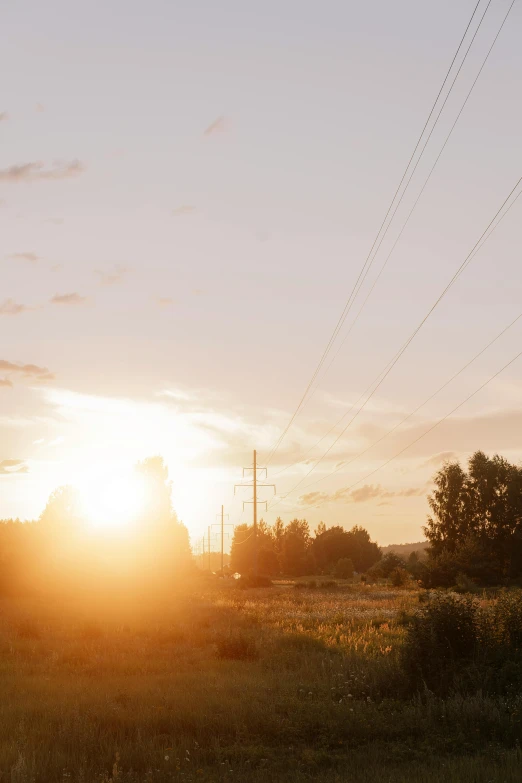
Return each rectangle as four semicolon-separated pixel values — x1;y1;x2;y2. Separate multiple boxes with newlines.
1;0;521;547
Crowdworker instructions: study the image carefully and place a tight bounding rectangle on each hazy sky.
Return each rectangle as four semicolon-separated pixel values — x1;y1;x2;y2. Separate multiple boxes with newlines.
1;0;521;546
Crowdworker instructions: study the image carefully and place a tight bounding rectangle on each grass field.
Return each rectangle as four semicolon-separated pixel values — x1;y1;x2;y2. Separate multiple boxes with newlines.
1;579;520;782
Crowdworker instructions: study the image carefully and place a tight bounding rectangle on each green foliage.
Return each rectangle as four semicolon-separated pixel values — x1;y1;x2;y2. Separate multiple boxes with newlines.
390;567;410;587
490;590;522;651
334;557;354;579
424;451;522;586
403;593;480;693
369;551;406;579
231;520;380;579
237;573;273;589
2;584;522;780
404;589;522;696
313;524;380;573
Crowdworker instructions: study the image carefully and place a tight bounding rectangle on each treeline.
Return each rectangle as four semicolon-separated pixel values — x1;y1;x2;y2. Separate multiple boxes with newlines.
230;451;522;589
230;519;383;577
0;457;191;598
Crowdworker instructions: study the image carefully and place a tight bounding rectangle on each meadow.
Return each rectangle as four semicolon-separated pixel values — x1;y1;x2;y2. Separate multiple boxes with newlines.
1;579;521;783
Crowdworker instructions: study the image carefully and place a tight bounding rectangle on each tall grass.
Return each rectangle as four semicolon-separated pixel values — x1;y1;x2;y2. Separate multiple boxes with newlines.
0;581;520;781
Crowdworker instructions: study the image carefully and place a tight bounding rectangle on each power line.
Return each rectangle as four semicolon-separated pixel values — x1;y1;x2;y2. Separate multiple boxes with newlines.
300;0;516;412
268;0;515;478
287;307;522;510
263;0;488;467
269;177;522;507
294;346;522;513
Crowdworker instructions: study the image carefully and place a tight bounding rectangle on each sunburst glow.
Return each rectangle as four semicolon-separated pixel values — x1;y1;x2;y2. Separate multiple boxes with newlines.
82;474;145;532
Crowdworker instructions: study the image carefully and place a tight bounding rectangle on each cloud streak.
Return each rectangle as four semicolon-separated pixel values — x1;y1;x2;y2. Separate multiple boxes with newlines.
0;160;85;183
0;112;9;123
8;252;39;263
0;299;33;316
300;483;426;507
0;360;54;379
0;459;28;475
50;293;86;306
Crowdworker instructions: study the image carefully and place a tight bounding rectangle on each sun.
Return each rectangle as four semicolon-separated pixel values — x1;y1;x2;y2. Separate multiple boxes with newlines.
81;474;145;532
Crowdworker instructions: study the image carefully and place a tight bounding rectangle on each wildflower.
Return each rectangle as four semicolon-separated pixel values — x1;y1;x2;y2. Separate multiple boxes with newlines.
165;756;169;761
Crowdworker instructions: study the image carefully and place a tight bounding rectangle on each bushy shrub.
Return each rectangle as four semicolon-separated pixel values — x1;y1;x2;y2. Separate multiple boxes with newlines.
390;566;410;588
237;573;272;589
403;592;479;692
334;558;354;579
492;590;522;651
404;589;522;696
455;572;480;593
321;580;338;590
368;552;406;580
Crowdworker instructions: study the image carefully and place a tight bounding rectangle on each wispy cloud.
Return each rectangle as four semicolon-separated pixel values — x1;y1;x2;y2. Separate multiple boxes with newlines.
0;160;85;183
420;451;458;469
0;378;13;388
0;112;9;123
204;115;226;136
157;297;174;308
50;293;86;306
95;265;128;286
0;459;28;475
36;103;45;113
8;252;39;263
172;205;196;217
0;299;33;316
0;360;54;379
300;483;426;507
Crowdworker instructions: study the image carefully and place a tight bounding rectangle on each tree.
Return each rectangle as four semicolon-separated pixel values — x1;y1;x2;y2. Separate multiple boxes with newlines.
230;522;277;576
312;524;380;573
369;551;406;578
134;456;191;574
345;525;381;572
273;517;285;556
313;526;353;572
424;452;522;585
280;519;313;576
335;557;354;579
424;461;469;556
39;485;84;533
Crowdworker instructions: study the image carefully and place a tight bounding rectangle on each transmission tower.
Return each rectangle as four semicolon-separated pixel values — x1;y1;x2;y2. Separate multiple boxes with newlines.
234;449;275;576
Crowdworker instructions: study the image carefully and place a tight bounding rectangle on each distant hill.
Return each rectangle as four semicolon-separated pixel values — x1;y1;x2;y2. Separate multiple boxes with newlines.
380;541;429;559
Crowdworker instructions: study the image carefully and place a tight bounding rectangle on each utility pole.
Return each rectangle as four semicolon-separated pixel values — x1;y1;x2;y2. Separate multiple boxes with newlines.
212;509;233;574
234;450;276;577
208;525;211;571
253;450;258;573
220;505;224;572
